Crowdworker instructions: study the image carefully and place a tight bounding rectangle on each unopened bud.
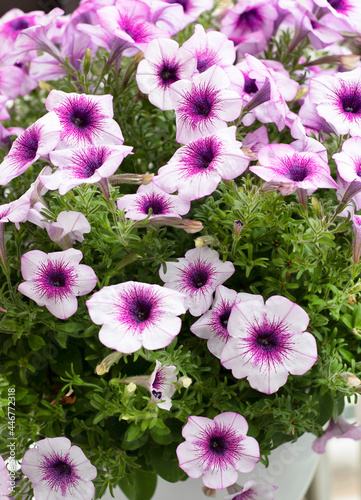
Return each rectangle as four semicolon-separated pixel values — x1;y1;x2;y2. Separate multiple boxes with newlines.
178;376;192;388
39;80;54;92
109;173;154;185
125;382;137;395
234;220;243;235
340;372;361;387
262;181;297;196
95;351;123;376
202;487;216;497
145;217;203;233
304;54;360;71
195;236;217;248
311;196;323;219
292;88;308;102
83;48;92;76
241;147;256;160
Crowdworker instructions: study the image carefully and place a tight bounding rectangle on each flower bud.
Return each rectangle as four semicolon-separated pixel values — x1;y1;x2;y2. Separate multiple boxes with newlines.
178;376;192;388
195;236;217;248
292;87;308;101
339;372;361;387
202;487;216;497
145;217;203;233
233;220;244;236
39;80;54;92
109;173;154;185
125;382;137;396
311;196;323;219
83;48;92;76
95;351;123;376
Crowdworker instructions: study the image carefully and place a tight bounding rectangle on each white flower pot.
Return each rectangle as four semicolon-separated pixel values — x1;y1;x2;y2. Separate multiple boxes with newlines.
102;432;320;500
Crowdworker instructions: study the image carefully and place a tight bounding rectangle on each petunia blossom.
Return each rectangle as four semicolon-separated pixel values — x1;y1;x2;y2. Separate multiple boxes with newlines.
250;143;338;195
0;455;10;500
117;183;190;220
41;144;132;194
225;479;277;500
312;416;361;454
0;112;60;186
18;248;98;320
221;295;318;394
86;281;187;353
170;65;243;144
154;127;250;201
176;412;260;489
45;211;91;250
163;0;214;31
21;437;97;500
159;246;235;316
45;90;124;148
333;136;361;194
309;67;361;137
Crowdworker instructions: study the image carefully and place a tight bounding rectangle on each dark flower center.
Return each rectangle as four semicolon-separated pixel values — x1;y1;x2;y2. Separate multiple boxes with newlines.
50;460;72;477
21;133;39;160
160;65;178;85
219;309;231;329
209;436;229;456
167;0;188;11
69;107;92;129
189;268;208;289
130;298;152;323
143;196;164;215
239;9;261;29
341;93;361;114
191;96;212;117
83;156;104;178
194;143;215;169
357;165;361;177
46;270;66;288
152;390;162;399
256;331;279;352
327;0;342;9
11;18;30;31
287;163;309;182
244;77;258;95
197;55;215;74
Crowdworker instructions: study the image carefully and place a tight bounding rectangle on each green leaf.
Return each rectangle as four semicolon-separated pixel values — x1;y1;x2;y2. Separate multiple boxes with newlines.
28;335;46;351
150;425;172;445
119;469;157;500
147;446;187;483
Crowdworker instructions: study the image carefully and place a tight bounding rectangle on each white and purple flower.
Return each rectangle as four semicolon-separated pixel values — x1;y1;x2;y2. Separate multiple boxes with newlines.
86;281;187;353
117;183;190;220
312;416;361;454
154;127;250;201
221;295;318;394
159;246;235;316
21;437;97;500
0;455;10;500
225;479;277;500
18;248;98;320
170;65;243;144
176;412;260;489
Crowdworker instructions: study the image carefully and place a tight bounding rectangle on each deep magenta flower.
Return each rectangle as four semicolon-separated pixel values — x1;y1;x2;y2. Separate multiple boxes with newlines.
170;65;243;144
176;412;260;489
136;37;196;111
159;246;235;316
86;281;187;353
154;127;250;201
0;112;60;186
0;454;10;500
221;295;318;394
45;90;124;148
190;286;256;359
18;249;97;320
21;437;97;500
309;67;361;136
117;183;190;220
41;144;132;194
251;143;338;195
312;416;361;454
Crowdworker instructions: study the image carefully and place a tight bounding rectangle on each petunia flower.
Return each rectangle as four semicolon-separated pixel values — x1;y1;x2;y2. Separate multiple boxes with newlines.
163;0;214;31
190;286;258;359
250;143;339;195
309;67;361;137
0;454;10;500
176;412;260;489
117;183;190;220
169;65;243;144
312;416;361;454
86;281;187;353
18;248;98;320
45;90;124;148
136;38;196;111
144;0;184;35
0;112;61;186
221;295;318;394
44;211;91;250
159;246;235;316
21;437;97;500
154;127;250;201
333;137;361;195
41;144;132;194
225;479;277;500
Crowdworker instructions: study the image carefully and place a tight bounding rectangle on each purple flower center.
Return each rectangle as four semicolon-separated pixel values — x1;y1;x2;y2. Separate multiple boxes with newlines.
50;460;72;478
327;0;343;10
15;129;39;161
341;93;361;114
152;389;162;399
244;77;258;96
120;16;149;42
189;268;208;288
256;329;279;352
209;436;229;456
142;195;167;215
46;270;66;288
130;298;152;322
69;106;92;130
83;157;104;178
167;0;188;11
196;52;217;74
219;309;231;329
11;18;30;31
191;95;212;117
239;9;261;30
286;163;309;182
159;63;179;86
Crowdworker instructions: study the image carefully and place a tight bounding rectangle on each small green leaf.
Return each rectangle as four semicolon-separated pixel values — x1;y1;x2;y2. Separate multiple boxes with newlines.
28;335;46;351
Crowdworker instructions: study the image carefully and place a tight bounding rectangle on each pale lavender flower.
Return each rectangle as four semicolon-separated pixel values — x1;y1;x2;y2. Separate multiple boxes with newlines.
333;136;361;186
190;286;257;358
159;246;235;316
0;112;60;186
298;95;334;137
0;195;30;224
136;38;196;111
21;437;97;500
154;127;250;201
117;183;190;220
41;144;132;194
45;211;91;250
313;0;361;31
225;479;277;500
170;65;243;144
45;90;124;148
221;295;318;394
176;412;260;489
352;214;361;264
144;0;184;35
251;143;338;195
86;281;187;353
312;416;361;454
0;455;10;500
309;67;361;137
18;249;97;320
243;126;269;157
163;0;214;31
